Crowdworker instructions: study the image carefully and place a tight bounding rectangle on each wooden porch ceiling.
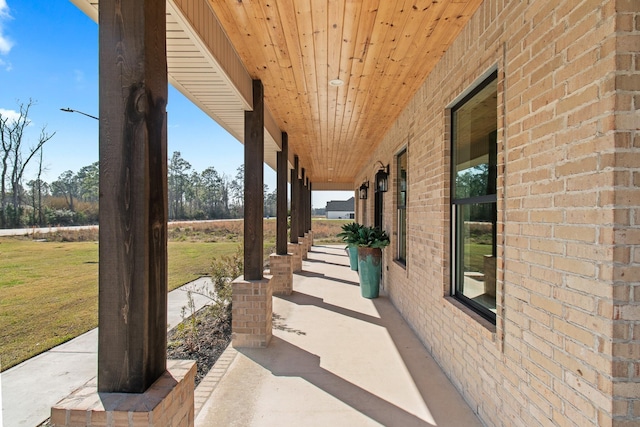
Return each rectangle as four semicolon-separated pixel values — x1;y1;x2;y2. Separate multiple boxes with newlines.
208;0;482;188
71;0;483;190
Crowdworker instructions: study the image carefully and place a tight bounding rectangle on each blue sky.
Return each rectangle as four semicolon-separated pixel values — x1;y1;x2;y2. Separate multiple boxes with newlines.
0;0;350;209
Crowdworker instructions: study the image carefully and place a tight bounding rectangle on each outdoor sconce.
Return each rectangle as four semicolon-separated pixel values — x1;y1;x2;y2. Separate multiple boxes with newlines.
375;162;389;192
359;181;369;200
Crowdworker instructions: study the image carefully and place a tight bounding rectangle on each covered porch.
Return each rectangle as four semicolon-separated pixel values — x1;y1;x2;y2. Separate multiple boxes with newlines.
52;0;640;425
45;244;482;426
53;0;484;424
199;245;482;426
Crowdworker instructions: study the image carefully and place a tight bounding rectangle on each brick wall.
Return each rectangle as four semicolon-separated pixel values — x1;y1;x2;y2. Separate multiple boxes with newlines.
356;0;639;426
610;0;640;422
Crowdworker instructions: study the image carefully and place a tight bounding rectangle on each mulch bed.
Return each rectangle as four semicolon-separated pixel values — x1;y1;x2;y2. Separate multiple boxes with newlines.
167;305;232;387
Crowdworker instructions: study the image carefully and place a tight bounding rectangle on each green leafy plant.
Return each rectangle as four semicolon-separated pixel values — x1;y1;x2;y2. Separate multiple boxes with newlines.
336;222;364;245
176;245;243;351
353;225;390;249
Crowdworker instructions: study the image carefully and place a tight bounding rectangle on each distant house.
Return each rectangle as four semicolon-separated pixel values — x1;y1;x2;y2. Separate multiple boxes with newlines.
325;197;354;220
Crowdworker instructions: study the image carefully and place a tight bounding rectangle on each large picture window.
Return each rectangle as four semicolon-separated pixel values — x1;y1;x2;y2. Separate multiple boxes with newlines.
451;71;497;323
397;149;407;263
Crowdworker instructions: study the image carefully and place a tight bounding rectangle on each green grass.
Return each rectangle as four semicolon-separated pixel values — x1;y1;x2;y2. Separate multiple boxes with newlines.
0;237;240;371
168;241;240;290
464;242;492;273
0;238;99;371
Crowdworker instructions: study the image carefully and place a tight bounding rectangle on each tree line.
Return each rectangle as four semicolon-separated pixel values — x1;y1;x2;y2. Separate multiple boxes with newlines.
0;101;277;229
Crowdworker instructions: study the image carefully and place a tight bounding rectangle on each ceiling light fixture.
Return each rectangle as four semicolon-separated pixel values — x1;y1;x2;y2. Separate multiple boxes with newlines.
329;79;344;87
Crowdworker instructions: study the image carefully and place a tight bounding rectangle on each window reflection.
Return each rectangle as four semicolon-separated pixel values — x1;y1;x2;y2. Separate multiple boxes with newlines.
451;71;498;322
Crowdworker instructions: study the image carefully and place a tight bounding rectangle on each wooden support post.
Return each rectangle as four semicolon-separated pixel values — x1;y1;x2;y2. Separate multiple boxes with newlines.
308;182;313;233
276;133;288;255
290;156;299;244
299;168;306;239
304;179;311;252
244;80;265;281
97;0;168;393
271;138;294;294
306;178;311;232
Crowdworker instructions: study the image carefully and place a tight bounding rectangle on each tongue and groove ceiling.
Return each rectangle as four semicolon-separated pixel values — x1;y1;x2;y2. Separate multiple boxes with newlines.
71;0;483;190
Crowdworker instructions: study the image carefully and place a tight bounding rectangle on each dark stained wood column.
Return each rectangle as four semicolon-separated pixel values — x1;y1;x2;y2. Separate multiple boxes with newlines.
290;156;299;244
308;182;313;232
299;168;306;238
244;80;265;280
98;0;168;393
305;177;310;232
303;176;309;233
305;178;309;232
276;133;288;255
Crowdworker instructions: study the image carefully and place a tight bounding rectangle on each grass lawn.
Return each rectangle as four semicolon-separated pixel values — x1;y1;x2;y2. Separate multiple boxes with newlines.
0;218;345;371
0;237;240;371
0;239;99;371
168;241;241;290
464;242;493;273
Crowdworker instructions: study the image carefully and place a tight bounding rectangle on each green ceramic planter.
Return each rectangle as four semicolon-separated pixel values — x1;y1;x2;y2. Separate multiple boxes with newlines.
357;246;382;298
347;245;359;271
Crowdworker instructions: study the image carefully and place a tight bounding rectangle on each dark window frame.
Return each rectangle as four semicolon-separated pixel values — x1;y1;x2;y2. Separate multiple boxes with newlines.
396;148;407;264
450;70;498;324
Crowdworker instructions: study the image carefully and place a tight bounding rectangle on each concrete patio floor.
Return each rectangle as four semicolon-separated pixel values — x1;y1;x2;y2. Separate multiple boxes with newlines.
195;245;483;427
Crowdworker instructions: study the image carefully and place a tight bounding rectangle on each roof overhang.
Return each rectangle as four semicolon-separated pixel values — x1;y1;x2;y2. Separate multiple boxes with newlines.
71;0;483;190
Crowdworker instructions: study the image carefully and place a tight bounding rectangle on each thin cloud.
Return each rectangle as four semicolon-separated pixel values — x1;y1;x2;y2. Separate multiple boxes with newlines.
0;108;22;124
0;0;8;17
0;57;11;71
0;0;14;56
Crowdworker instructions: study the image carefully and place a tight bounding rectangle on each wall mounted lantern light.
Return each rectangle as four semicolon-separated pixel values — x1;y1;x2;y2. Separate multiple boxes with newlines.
375;161;389;192
359;181;369;200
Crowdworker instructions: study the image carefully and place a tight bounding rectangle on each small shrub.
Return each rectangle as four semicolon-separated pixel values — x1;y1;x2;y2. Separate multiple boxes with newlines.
175;245;243;350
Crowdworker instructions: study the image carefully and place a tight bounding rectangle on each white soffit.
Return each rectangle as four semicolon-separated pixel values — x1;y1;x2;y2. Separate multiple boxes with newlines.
70;0;282;173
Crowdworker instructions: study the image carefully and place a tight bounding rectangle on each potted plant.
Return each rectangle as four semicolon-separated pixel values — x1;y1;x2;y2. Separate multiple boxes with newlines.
354;226;390;298
337;222;363;271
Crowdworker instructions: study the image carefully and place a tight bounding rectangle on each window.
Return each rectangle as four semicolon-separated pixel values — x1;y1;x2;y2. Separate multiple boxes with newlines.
451;71;497;323
397;149;407;263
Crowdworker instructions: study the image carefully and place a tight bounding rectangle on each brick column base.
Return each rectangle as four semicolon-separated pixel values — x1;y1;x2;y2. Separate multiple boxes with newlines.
232;275;272;347
288;243;302;272
300;236;308;260
304;232;312;253
50;360;196;427
269;253;293;295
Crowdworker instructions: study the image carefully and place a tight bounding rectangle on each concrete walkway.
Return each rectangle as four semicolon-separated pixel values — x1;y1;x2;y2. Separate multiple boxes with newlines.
196;245;483;427
1;278;214;427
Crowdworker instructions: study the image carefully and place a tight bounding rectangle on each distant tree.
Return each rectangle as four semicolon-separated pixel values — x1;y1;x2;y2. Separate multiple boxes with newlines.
0;100;55;228
27;178;49;226
186;170;203;219
168;151;192;219
264;184;276;218
229;164;244;218
201;166;224;218
51;170;80;212
455;164;493;222
33;145;47;225
76;161;99;202
220;173;231;217
455;164;488;200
